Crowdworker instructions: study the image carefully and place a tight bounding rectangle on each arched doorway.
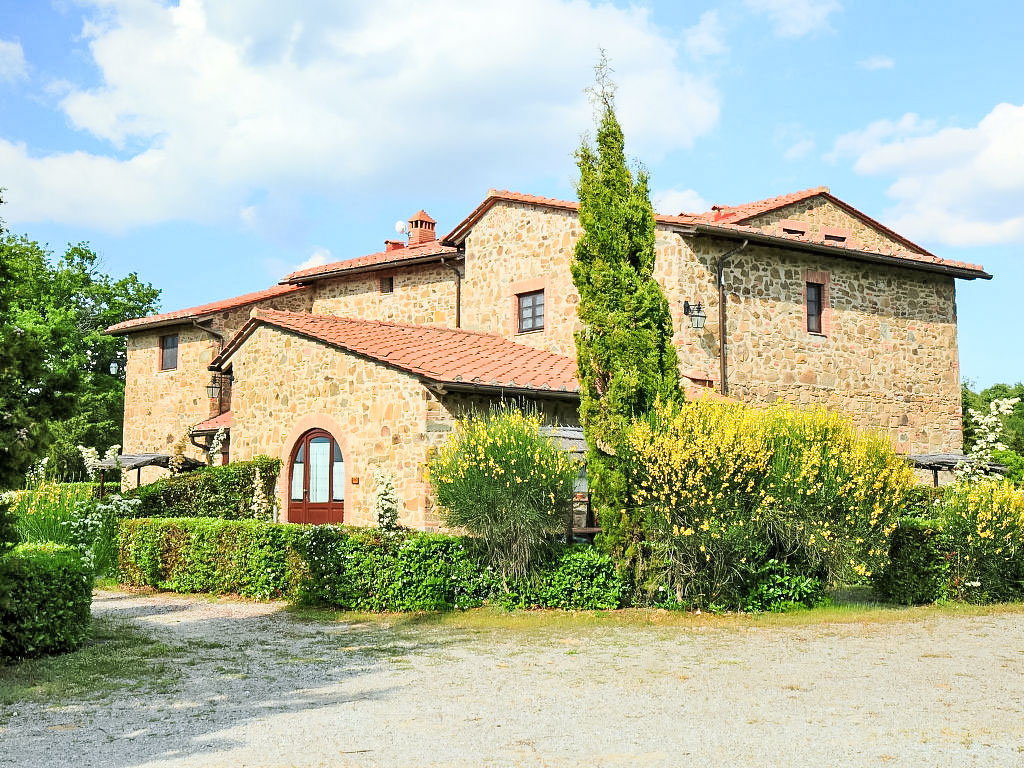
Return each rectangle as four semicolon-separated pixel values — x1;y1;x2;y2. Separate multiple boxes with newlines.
288;429;345;524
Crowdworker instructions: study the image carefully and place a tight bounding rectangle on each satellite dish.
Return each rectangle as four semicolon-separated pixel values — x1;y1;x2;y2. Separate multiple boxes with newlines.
395;220;409;235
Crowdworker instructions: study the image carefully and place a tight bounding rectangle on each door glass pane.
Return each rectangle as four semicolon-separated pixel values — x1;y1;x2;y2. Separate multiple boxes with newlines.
308;437;331;503
290;444;305;501
332;442;345;501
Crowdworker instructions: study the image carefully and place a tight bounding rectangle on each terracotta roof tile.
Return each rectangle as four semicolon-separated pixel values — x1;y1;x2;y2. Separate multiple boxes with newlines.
698;186;830;223
192;410;232;433
283;241;457;282
215;309;579;394
105;284;309;335
443;189;988;278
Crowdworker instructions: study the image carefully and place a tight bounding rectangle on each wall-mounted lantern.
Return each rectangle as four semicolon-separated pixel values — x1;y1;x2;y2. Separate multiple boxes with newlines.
109;361;119;375
683;301;707;330
206;374;222;400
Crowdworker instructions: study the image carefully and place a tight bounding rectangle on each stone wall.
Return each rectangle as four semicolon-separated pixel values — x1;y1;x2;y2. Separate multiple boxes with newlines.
459;202;585;357
310;263;458;326
227;324;433;527
458;199;963;454
120;288;313;487
742;196;925;256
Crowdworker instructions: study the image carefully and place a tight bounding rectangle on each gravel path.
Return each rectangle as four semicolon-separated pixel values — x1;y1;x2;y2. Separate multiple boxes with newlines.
4;590;1024;768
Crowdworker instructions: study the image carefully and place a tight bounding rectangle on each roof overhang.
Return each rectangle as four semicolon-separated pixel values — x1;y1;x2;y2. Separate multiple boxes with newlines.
669;223;992;281
282;252;463;285
422;380;580;401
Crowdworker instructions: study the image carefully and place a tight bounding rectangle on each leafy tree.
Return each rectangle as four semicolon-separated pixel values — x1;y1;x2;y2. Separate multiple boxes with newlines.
0;203;160;487
963;381;1024;482
571;58;681;574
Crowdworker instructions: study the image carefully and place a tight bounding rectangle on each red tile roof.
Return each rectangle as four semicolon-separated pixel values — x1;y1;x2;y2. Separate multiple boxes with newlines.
192;410;232;433
105;284;309;335
283;241;457;283
699;186;830;223
213;309;579;395
443;189;989;279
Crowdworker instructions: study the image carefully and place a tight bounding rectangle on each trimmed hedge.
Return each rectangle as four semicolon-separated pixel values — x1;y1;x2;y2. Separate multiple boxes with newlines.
0;543;93;661
117;518;627;611
128;456;280;519
873;518;953;605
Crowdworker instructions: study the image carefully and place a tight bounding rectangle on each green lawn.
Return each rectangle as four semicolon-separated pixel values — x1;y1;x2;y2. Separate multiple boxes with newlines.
0;616;180;722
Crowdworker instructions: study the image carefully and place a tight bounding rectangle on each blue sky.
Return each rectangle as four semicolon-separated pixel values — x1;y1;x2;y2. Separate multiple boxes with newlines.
0;0;1021;387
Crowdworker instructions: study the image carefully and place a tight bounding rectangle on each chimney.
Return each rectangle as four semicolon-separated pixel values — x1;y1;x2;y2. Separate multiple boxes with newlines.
384;239;405;252
408;210;437;246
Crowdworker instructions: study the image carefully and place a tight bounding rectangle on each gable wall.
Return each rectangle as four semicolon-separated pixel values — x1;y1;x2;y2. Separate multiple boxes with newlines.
310;262;457;326
120;288;314;487
741;197;925;256
228;324;434;527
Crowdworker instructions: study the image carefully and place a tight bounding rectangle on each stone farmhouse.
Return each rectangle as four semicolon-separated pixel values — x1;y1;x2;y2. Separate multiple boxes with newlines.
106;187;990;529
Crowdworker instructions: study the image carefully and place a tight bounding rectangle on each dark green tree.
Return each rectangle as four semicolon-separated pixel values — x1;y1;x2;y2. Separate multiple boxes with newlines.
963;380;1024;482
571;58;681;574
0;206;160;486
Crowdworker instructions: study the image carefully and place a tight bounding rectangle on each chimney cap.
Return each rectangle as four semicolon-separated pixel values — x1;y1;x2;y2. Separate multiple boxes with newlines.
384;239;405;252
409;210;436;225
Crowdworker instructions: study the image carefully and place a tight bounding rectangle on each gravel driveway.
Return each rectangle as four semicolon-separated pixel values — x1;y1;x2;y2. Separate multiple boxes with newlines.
4;590;1024;768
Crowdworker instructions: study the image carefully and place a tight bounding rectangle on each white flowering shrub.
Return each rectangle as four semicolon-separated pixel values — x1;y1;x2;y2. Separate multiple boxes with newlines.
956;397;1020;483
207;428;226;465
372;468;402;531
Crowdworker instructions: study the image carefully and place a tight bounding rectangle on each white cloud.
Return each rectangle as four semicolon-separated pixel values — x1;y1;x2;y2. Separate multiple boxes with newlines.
830;103;1024;246
0;0;721;232
0;39;28;82
295;247;331;271
858;54;894;71
684;11;728;60
775;123;815;161
653;187;709;214
743;0;841;38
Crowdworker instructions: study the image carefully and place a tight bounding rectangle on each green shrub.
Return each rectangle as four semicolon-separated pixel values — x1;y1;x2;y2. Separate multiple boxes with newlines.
0;543;93;661
117;518;625;612
621;399;917;609
8;482;98;544
118;518;301;599
128;456;280;519
0;498;17;554
873;518;953;605
741;559;829;613
427;407;578;583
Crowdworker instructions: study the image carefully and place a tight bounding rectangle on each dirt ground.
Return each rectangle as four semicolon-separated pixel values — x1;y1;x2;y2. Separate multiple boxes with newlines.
3;589;1024;768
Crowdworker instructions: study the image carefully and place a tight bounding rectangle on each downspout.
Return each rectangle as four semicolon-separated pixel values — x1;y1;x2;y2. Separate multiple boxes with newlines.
715;239;748;396
440;257;463;328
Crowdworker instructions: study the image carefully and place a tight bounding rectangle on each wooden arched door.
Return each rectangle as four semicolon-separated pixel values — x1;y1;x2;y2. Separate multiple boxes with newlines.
288;429;345;524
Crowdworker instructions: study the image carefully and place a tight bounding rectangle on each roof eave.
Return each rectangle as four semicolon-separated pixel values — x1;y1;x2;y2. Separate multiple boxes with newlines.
425;380;580;401
105;313;211;336
282;252;462;285
690;224;992;280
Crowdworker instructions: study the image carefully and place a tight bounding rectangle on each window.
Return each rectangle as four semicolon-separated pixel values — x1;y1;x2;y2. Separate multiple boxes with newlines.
823;233;846;244
517;290;544;333
159;334;178;370
379;275;394;294
806;282;824;334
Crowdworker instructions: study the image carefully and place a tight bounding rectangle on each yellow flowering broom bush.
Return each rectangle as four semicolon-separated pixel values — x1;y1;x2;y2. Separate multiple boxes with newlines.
621;398;916;607
427;407;578;584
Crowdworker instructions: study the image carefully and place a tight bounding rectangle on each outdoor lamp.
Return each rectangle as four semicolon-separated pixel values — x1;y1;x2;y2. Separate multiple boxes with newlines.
206;374;222;399
109;361;118;375
683;301;707;330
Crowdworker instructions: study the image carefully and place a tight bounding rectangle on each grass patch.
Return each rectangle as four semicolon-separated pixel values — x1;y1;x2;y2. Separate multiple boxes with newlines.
0;616;182;720
285;590;1024;634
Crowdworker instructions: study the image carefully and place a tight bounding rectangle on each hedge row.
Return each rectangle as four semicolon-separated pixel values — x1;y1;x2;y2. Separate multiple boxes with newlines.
117;518;625;611
127;456;280;519
0;543;93;661
874;481;1024;604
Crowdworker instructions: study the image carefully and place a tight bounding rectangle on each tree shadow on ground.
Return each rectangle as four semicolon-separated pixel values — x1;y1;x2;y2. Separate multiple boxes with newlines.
2;593;462;768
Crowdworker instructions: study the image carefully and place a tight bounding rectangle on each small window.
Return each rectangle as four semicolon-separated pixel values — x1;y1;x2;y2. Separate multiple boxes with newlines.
379;276;394;294
806;282;824;334
783;226;805;236
517;290;545;333
824;233;846;244
159;334;178;370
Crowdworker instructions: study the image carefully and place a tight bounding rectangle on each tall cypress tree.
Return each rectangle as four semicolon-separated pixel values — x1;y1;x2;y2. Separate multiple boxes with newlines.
572;60;681;570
